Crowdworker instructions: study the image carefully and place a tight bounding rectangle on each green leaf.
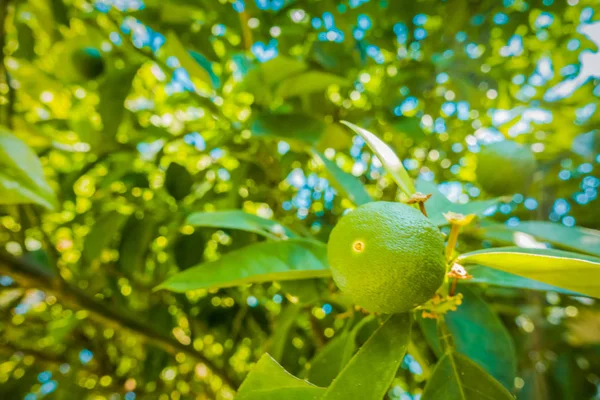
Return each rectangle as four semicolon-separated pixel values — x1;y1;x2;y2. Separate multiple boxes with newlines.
464;264;582;295
98;65;140;139
313;150;372;206
251;113;326;146
458;247;600;298
164;31;212;87
321;313;411;400
276;71;349;98
0;130;58;210
423;351;513;400
186;210;298;239
248;56;307;86
340;121;415;197
490;221;600;257
304;316;373;386
118;214;156;275
83;210;128;262
164;162;193;201
306;332;355;387
419;287;516;389
237;354;325;400
268;304;301;362
156;239;330;292
416;179;499;226
279;279;323;305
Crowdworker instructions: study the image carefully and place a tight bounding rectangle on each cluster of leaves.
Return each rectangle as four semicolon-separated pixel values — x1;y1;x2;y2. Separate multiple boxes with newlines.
0;0;599;399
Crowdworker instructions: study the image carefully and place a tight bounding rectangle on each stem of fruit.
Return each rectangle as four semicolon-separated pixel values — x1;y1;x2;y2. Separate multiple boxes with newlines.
445;224;460;261
449;277;458;297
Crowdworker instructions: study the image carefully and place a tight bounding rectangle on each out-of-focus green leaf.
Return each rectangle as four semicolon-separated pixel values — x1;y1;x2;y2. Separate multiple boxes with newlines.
0;130;58;210
164;162;193;201
276;71;349;98
118;214;156;275
14;22;35;61
423;351;513;399
419;287;516;389
463;264;582;295
156;239;330;292
186;210;297;239
321;313;411;400
164;31;212;87
173;231;205;270
251;113;326;146
237;354;325;400
50;0;70;27
313;150;372;206
340;121;415;197
416;179;499;226
268;304;301;362
458;247;600;298
304;316;373;387
98;65;140;139
83;210;128;262
279;279;322;305
248;56;307;86
487;221;600;257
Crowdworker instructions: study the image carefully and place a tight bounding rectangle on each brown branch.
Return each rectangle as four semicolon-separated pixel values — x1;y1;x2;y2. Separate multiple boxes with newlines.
0;251;237;389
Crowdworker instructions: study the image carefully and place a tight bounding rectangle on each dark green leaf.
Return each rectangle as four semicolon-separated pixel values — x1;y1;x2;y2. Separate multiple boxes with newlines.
173;231;205;270
156;239;330;292
423;351;513;400
164;162;193;201
321;313;411;400
340;121;415;197
237;354;325;400
458;247;600;298
251;114;326;146
83;210;128;262
419;287;517;388
313;150;372;206
98;66;140;139
118;214;156;275
186;210;298;239
0;130;58;210
488;221;600;257
276;71;349;98
268;304;301;362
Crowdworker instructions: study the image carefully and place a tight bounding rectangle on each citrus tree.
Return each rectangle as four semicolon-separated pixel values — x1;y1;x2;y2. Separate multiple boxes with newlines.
1;0;599;399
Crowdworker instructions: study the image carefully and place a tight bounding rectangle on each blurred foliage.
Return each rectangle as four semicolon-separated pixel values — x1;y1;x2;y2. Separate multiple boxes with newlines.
0;0;599;399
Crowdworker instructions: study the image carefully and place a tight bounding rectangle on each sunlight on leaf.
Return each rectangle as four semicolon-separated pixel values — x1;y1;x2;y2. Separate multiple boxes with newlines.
340;121;415;197
458;247;600;298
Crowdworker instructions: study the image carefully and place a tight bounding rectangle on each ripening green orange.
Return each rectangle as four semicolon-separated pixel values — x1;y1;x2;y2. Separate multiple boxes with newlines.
327;201;447;314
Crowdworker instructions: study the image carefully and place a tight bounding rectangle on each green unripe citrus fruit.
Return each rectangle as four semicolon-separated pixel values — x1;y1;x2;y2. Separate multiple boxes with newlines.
327;201;446;314
72;47;105;80
476;141;536;196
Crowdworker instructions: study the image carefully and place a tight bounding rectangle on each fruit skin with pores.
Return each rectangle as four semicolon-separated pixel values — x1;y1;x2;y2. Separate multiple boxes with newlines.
71;47;105;80
327;201;447;314
476;140;536;196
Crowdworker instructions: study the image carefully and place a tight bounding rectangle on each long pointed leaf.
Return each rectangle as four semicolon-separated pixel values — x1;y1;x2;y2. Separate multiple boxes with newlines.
321;313;411;400
419;287;517;389
156;239;330;292
0;130;58;210
490;221;600;257
186;210;298;239
458;247;600;298
237;354;325;400
340;121;415;197
423;351;513;400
